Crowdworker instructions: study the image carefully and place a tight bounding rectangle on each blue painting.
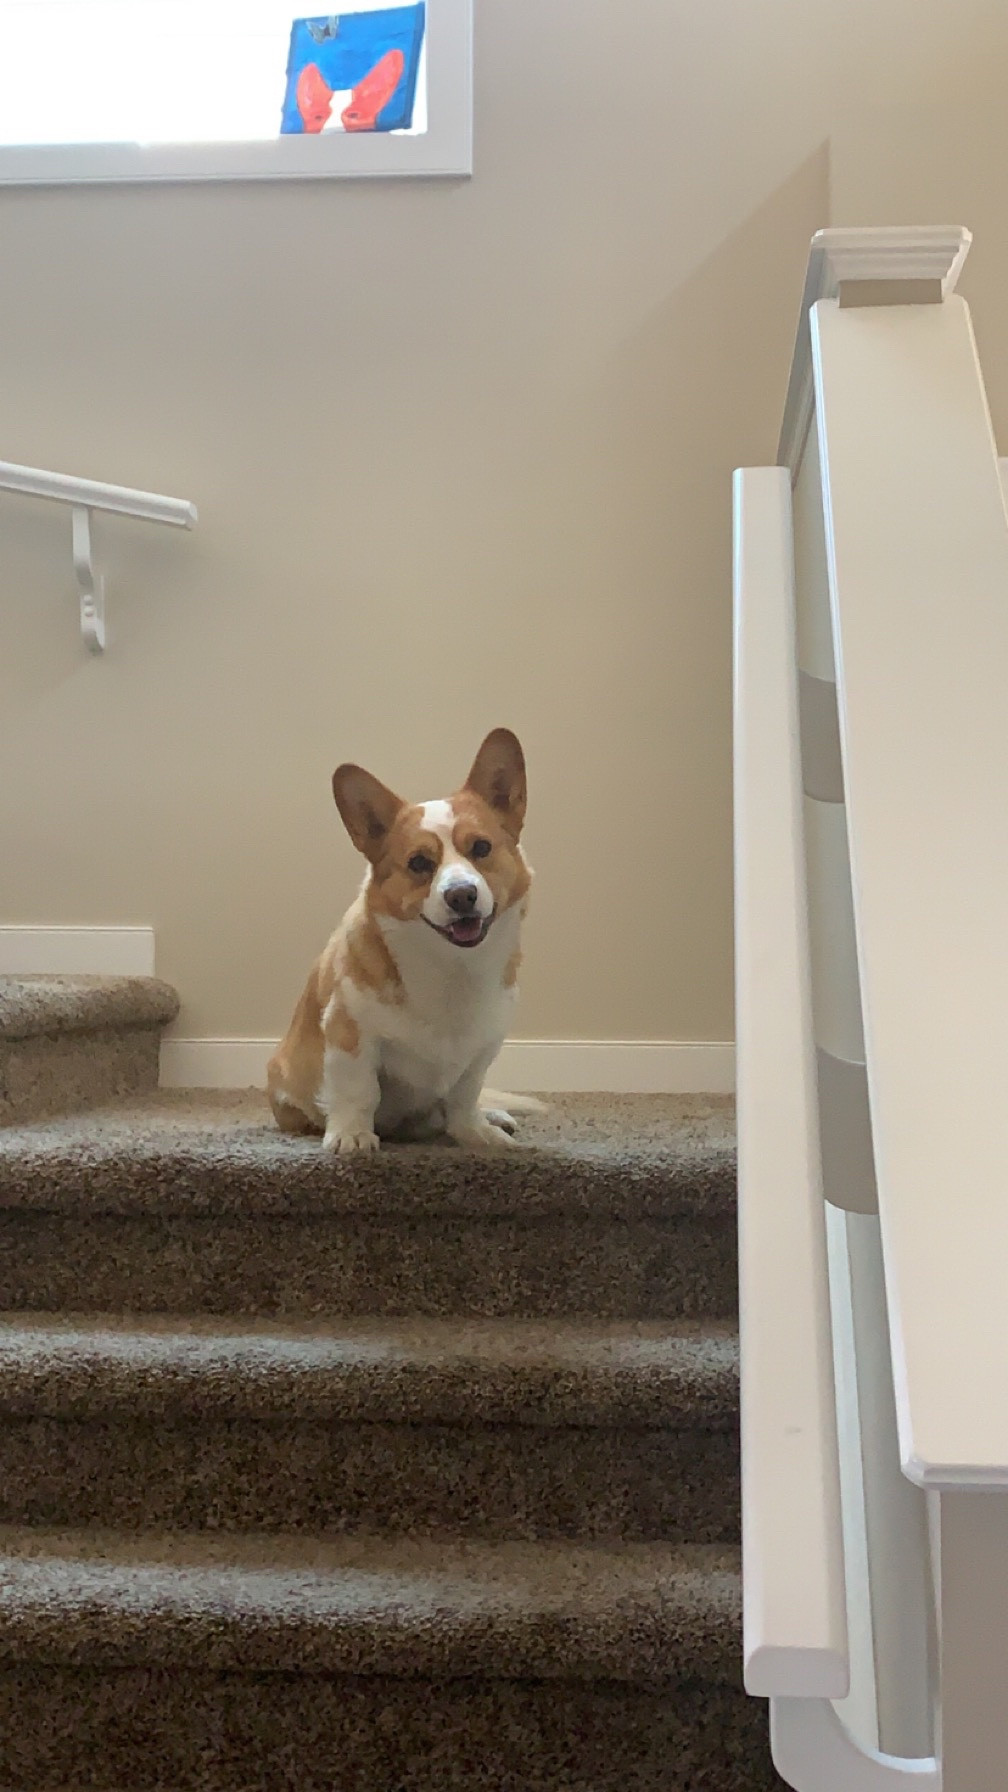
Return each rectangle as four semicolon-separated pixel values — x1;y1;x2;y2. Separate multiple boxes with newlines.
281;7;426;136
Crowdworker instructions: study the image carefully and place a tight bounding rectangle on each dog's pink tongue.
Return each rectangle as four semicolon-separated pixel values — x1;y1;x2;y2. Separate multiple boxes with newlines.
449;916;483;945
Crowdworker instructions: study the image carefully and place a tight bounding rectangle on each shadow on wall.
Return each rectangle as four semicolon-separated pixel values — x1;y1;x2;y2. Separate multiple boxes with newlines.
593;142;830;597
510;145;830;1039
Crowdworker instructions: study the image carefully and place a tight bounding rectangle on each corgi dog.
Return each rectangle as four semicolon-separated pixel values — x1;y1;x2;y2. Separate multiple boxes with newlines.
267;728;535;1153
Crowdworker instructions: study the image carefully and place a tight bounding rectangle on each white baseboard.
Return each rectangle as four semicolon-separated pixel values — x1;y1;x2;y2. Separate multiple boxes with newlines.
159;1037;735;1095
495;1040;734;1093
0;926;156;977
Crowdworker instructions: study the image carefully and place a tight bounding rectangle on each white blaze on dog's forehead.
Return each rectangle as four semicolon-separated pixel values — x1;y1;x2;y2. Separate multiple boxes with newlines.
419;799;455;844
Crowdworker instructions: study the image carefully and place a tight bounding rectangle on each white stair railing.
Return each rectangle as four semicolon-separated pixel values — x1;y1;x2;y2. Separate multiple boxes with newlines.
733;464;848;1702
733;460;939;1791
0;458;197;652
806;226;1008;1792
731;221;1008;1790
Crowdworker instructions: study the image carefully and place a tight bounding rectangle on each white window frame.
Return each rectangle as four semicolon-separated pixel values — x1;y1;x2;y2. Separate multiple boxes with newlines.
0;0;471;184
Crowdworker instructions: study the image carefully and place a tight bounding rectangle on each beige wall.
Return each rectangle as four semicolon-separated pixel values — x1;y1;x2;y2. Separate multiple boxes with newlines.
1;0;1004;1042
831;105;1008;451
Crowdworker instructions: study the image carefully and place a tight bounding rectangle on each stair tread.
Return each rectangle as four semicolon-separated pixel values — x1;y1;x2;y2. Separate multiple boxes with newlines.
0;1311;739;1426
0;1526;743;1683
0;1088;736;1219
0;974;179;1042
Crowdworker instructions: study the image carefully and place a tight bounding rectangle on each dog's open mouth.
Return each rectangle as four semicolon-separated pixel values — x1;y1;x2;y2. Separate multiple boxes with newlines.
426;914;493;948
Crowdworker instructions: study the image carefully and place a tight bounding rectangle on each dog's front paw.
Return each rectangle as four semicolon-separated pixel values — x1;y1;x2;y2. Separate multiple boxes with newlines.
480;1106;518;1137
448;1115;517;1151
322;1127;380;1156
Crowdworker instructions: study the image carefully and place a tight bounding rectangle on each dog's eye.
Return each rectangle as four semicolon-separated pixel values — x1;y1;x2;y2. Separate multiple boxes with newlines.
408;852;435;877
470;838;492;860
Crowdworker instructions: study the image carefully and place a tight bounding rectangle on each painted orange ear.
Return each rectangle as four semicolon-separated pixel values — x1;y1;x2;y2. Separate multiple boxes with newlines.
332;764;405;862
464;728;527;839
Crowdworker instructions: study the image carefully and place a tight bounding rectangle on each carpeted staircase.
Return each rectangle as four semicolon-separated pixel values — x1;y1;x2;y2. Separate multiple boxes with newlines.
0;974;781;1791
0;973;179;1126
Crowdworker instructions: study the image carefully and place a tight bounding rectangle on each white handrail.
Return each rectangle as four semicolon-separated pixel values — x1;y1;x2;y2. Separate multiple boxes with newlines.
811;280;1008;1491
732;464;848;1700
0;459;196;528
0;456;197;653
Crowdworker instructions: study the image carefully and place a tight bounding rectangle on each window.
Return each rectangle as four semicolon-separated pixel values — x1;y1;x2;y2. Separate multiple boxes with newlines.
0;0;471;183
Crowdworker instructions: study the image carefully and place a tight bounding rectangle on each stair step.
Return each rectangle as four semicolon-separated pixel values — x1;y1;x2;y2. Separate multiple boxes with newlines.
0;1312;740;1423
0;975;179;1126
0;1674;777;1791
0;976;179;1041
0;1090;738;1318
0;1527;742;1682
0;1314;740;1539
0;1529;780;1790
0;1088;736;1217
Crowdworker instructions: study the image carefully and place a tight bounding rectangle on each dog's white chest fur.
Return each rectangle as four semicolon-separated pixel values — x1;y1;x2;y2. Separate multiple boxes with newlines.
350;904;520;1127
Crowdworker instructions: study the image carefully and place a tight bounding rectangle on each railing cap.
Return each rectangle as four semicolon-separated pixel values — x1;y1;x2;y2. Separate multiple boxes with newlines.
778;225;972;478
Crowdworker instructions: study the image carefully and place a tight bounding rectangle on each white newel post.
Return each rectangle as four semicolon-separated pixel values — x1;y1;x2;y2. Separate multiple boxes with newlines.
793;397;935;1766
808;227;1008;1789
737;224;1008;1792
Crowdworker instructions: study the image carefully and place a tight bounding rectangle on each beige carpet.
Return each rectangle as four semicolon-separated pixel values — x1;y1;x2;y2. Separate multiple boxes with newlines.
0;974;179;1126
0;980;781;1789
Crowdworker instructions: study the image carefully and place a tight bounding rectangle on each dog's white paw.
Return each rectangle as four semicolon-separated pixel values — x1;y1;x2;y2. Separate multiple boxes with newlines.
448;1115;517;1151
322;1127;380;1156
480;1106;518;1136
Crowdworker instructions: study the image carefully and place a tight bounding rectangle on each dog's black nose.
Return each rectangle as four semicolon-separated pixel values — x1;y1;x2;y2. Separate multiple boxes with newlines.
444;882;479;915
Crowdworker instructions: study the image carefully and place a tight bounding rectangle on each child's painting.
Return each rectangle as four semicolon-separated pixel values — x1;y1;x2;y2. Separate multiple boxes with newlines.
0;0;467;182
281;7;426;136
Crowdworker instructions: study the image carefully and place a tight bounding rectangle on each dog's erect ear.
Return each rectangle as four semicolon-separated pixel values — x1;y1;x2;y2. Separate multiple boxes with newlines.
332;764;405;862
464;728;527;840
